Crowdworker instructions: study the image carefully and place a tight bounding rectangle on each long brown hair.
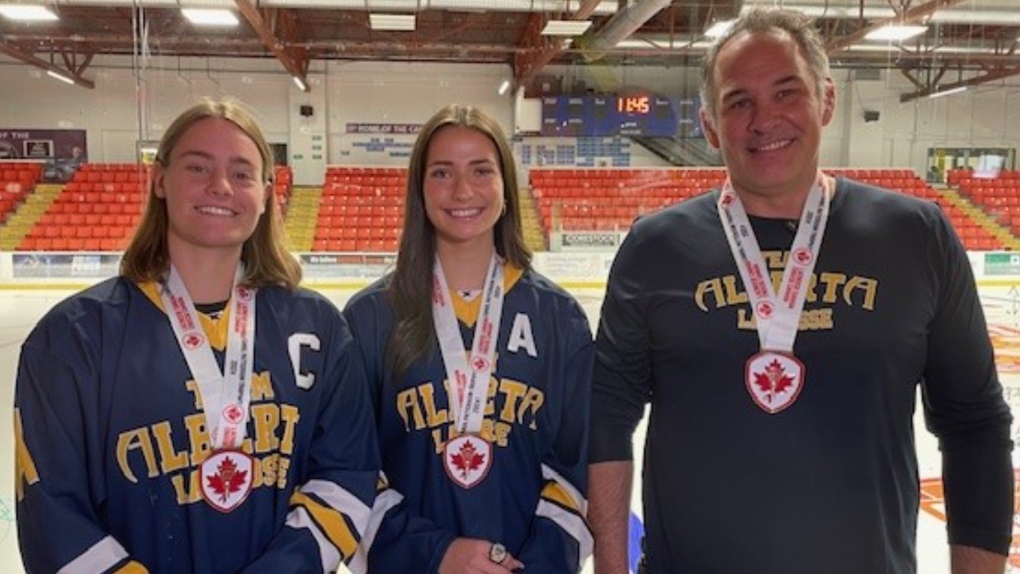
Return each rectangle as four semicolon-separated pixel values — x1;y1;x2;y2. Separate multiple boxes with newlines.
120;97;301;289
387;103;531;379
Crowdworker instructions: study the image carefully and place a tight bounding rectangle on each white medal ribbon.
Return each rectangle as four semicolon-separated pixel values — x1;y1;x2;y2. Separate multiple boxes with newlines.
432;254;505;434
160;264;256;450
717;174;831;354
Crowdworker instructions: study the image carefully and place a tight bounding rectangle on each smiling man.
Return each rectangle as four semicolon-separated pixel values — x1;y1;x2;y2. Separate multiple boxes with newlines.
588;8;1013;574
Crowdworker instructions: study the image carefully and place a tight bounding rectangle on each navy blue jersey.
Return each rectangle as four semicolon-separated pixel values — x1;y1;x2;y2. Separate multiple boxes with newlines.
344;266;594;574
591;178;1013;573
15;277;379;574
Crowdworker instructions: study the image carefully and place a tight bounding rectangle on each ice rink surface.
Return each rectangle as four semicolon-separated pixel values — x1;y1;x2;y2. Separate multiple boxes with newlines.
1;283;1018;572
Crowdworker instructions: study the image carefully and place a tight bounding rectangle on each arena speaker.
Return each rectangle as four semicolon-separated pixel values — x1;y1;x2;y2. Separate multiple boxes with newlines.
299;105;314;117
863;110;880;123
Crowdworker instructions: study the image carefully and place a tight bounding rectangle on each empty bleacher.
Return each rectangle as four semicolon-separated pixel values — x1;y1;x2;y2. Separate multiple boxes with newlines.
531;167;1006;251
0;162;42;223
948;168;1020;241
17;163;147;251
829;168;1005;251
530;168;725;233
312;167;404;252
2;164;1012;253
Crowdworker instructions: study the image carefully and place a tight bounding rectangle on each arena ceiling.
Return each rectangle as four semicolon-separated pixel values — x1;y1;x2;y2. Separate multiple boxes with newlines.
1;0;1018;102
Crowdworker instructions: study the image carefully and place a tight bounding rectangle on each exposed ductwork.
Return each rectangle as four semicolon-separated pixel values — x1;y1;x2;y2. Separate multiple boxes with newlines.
741;0;1020;26
576;0;675;62
45;0;621;14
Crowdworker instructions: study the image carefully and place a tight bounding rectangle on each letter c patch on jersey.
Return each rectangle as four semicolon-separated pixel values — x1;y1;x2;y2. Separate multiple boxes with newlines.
288;333;320;390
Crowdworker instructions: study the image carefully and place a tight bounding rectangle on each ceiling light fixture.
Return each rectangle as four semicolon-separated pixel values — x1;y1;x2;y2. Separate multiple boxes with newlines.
497;79;510;95
181;8;239;26
541;19;592;36
864;25;928;41
0;4;58;21
369;13;415;31
292;75;307;92
704;20;734;38
928;85;968;99
46;70;74;85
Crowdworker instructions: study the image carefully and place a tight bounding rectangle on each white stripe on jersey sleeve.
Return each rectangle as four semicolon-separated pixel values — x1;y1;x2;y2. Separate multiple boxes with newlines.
538;464;593;566
56;536;129;574
286;479;372;572
541;464;588;514
287;507;341;573
301;479;372;532
349;484;404;574
536;500;594;567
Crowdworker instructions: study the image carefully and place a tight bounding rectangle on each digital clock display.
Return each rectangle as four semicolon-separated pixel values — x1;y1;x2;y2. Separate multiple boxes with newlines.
540;93;688;137
617;94;651;115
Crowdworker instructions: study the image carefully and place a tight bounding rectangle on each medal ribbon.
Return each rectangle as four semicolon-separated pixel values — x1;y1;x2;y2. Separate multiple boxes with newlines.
717;174;831;353
160;264;256;450
432;254;505;434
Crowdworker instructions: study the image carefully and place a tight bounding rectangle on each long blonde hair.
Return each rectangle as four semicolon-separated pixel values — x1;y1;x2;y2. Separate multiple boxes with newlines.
120;98;301;289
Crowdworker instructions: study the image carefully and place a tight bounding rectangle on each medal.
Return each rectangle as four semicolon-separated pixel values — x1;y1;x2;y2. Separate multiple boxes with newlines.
745;351;805;414
443;434;493;489
200;450;255;513
718;175;831;414
433;254;504;488
161;264;258;510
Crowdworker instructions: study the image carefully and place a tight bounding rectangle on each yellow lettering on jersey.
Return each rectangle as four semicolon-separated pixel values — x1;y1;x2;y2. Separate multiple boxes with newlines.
250;371;274;402
761;249;788;270
396;388;427;431
279;404;299;456
484;377;498;417
487;419;511;446
172;468;202;504
250;453;291;490
152;421;189;474
695;275;747;311
275;455;291;488
845;276;878;310
432;420;512;454
498;380;528;422
419;383;449;427
722;275;747;306
518;386;545;429
802;308;834;330
251;404;280;453
14;409;39;501
255;454;278;488
737;308;753;330
817;272;846;304
184;413;212;466
116;428;158;482
694;278;724;311
185;380;205;410
738;307;833;331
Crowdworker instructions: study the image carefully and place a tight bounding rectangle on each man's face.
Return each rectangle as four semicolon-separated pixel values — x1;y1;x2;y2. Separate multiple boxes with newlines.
701;29;835;214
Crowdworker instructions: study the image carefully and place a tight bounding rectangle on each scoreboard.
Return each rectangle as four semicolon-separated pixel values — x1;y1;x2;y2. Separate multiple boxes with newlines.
541;92;691;137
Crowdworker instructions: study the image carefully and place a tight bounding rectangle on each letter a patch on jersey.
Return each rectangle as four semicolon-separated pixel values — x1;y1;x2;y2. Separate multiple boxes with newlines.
443;435;492;489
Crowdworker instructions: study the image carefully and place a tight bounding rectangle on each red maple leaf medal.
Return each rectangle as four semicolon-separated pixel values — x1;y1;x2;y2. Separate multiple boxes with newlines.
200;450;254;513
443;434;492;489
745;351;805;414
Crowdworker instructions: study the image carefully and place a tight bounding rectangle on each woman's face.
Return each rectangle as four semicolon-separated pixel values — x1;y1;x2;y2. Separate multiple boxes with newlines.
422;125;504;253
154;117;268;259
